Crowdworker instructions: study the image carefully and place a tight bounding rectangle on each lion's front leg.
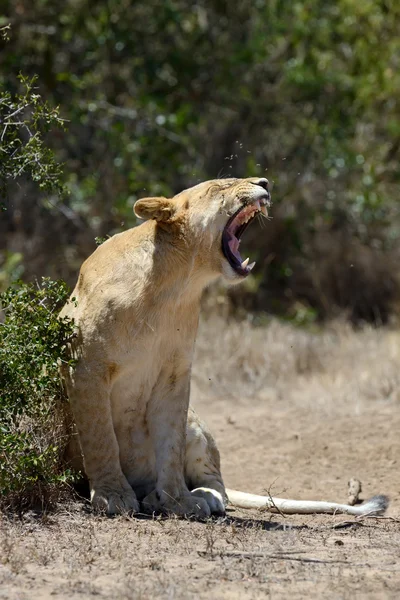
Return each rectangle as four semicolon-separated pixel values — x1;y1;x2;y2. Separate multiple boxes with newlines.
66;360;139;515
142;367;211;518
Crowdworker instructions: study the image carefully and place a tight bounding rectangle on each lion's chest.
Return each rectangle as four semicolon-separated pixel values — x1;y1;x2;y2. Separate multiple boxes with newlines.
108;315;196;488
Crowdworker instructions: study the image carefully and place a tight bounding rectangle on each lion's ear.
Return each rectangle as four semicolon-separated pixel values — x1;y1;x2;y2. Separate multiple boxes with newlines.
134;197;176;222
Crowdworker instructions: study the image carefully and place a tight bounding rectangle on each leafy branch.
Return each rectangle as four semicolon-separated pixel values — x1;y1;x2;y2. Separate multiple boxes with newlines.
0;73;68;198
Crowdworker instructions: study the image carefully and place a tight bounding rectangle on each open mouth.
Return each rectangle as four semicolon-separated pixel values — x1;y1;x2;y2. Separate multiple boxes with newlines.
222;196;271;276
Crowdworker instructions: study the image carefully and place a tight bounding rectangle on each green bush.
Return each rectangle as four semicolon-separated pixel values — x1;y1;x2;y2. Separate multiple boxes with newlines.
3;3;400;321
0;278;76;510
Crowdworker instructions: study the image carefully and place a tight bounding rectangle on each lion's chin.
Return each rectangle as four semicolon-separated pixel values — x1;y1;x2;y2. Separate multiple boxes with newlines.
220;258;250;285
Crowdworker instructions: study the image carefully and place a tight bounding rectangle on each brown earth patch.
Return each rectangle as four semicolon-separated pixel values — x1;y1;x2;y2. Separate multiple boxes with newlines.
1;318;400;599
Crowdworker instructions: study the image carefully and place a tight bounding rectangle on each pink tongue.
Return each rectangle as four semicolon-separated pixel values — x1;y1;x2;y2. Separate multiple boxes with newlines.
226;204;256;265
228;234;242;263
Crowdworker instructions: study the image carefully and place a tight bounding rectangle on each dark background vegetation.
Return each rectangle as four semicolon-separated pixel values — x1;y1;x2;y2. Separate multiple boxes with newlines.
1;0;400;323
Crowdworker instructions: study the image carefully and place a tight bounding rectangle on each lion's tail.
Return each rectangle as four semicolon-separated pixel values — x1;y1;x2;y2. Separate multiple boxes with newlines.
225;489;389;516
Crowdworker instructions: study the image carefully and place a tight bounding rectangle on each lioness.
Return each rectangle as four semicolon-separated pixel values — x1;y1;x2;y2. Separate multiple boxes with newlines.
61;177;388;517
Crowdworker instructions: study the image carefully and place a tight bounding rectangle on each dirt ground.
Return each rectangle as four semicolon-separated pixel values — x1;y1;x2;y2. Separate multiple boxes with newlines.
1;317;400;599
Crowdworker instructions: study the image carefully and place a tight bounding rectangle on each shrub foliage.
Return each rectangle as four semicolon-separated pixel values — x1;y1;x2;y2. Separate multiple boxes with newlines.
2;3;400;320
0;278;76;510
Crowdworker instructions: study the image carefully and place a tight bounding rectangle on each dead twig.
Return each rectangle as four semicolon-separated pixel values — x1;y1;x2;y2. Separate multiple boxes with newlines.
357;515;400;524
197;549;393;568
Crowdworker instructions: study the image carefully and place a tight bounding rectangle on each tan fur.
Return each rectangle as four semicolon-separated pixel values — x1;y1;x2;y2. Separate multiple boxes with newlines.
60;177;388;518
60;178;266;516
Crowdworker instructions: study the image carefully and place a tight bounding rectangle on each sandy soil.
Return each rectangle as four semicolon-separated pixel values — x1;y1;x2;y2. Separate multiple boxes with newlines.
1;317;400;599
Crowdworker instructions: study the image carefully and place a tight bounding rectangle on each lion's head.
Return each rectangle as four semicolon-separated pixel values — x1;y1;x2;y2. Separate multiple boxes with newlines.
134;177;271;283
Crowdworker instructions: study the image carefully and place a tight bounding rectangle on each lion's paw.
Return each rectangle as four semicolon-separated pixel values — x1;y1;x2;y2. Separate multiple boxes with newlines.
142;489;211;518
191;487;226;516
91;483;139;515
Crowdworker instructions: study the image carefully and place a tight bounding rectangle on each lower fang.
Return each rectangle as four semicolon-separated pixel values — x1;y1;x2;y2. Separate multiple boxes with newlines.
248;261;256;271
241;258;250;269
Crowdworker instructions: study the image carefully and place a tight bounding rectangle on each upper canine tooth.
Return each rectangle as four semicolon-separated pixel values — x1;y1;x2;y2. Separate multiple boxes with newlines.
261;205;268;216
241;257;250;269
248;261;256;271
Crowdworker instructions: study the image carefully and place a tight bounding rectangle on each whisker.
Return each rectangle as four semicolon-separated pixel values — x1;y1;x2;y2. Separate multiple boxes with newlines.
257;212;272;228
257;213;266;229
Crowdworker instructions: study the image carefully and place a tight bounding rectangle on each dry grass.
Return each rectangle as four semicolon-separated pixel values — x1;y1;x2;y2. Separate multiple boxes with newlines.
1;507;399;599
193;315;400;407
1;316;400;599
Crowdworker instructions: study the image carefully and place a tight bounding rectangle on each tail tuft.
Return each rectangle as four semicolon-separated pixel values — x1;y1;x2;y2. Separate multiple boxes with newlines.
358;494;389;516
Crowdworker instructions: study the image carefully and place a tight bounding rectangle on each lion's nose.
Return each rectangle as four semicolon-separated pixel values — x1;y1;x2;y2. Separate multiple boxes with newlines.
253;178;269;191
